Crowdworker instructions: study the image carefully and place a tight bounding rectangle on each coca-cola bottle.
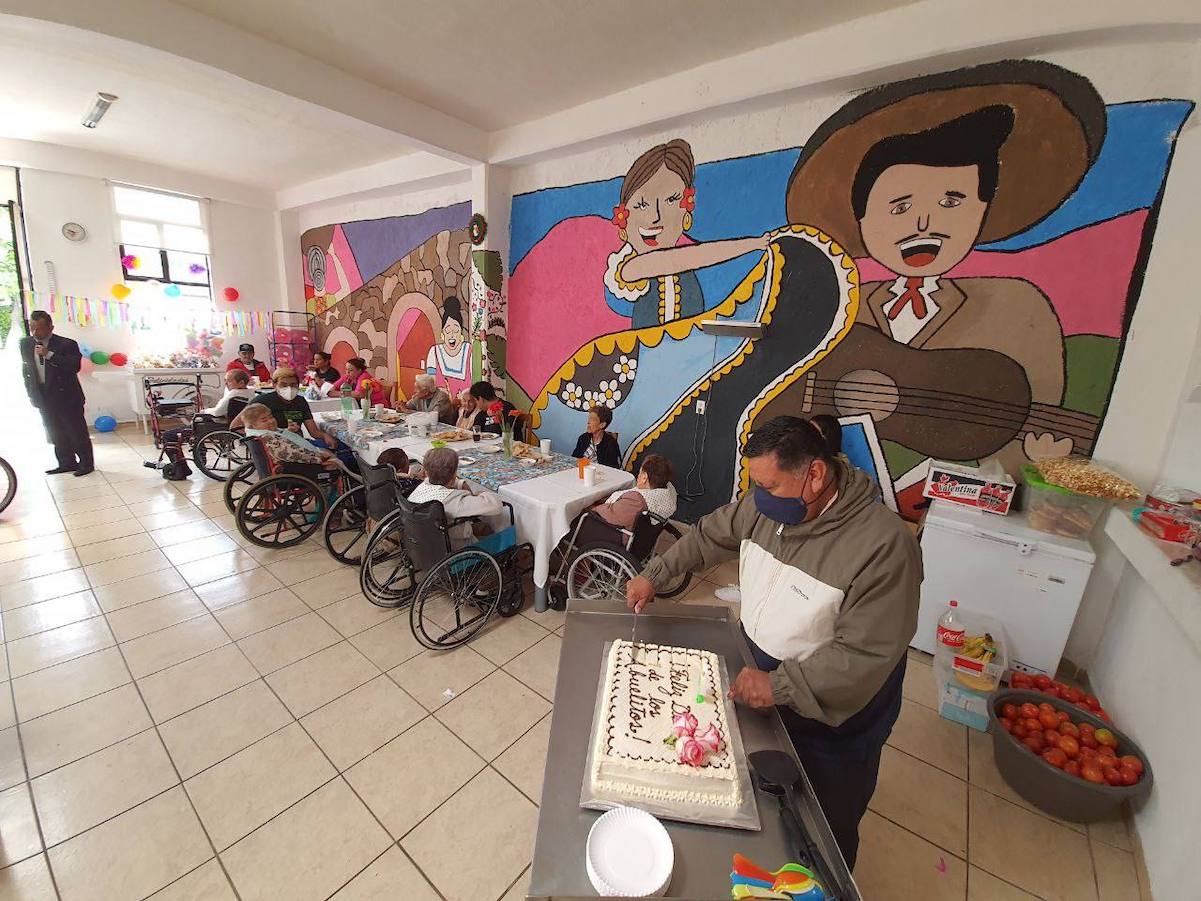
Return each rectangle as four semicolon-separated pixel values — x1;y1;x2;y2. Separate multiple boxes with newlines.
936;600;966;652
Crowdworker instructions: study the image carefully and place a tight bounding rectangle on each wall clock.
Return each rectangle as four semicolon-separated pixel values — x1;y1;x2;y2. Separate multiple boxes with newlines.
61;222;87;242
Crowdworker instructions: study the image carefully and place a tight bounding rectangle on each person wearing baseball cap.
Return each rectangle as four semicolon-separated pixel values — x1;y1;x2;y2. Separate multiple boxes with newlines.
226;343;271;382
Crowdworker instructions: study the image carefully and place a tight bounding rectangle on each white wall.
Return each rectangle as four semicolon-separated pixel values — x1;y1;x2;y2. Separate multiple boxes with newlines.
19;168;286;421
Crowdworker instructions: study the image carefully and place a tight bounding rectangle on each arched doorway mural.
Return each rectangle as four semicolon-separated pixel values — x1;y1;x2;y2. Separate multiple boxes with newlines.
323;326;359;374
386;292;441;402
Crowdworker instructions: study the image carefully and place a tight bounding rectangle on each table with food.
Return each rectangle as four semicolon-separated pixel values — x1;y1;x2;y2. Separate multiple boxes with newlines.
316;411;635;609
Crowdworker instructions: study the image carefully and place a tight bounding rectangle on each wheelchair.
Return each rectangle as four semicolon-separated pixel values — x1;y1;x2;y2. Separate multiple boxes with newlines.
322;460;420;566
359;495;533;649
231;436;360;548
551;509;692;608
145;377;248;481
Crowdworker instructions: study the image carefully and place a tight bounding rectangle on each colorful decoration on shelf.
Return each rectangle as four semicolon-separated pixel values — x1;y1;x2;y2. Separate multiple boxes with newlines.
111;284;131;299
121;254;139;270
109;352;128;367
163;284;182;298
469;213;488;245
93;415;117;432
188;262;207;275
223;287;240;302
90;350;110;365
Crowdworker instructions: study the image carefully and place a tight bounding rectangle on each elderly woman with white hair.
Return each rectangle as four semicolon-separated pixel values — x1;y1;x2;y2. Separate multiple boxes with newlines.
454;387;477;431
401;374;454;423
407;446;504;547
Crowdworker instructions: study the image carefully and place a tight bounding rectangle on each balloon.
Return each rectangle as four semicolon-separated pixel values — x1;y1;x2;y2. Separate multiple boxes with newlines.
94;415;117;432
223;287;239;302
79;343;93;356
111;284;131;299
164;284;181;298
79;358;95;375
90;351;110;365
109;352;128;367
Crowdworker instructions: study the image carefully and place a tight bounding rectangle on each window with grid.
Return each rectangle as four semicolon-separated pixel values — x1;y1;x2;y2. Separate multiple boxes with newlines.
113;185;215;357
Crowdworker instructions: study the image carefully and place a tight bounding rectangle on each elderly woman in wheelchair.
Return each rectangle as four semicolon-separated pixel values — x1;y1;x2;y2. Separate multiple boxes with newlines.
550;453;691;607
225;403;361;549
357;446;533;649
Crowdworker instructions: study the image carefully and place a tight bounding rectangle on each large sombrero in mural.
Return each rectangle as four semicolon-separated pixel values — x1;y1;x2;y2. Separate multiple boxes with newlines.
786;59;1106;257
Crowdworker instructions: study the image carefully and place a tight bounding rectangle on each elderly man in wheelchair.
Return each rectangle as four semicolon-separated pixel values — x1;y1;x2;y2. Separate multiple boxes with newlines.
550;453;691;607
228;403;361;549
357;446;532;649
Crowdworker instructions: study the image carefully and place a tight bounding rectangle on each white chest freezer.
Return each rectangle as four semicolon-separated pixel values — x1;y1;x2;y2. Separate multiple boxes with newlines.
914;500;1096;675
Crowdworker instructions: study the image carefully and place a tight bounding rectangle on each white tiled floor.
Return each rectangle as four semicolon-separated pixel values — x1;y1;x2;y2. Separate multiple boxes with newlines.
0;421;1151;900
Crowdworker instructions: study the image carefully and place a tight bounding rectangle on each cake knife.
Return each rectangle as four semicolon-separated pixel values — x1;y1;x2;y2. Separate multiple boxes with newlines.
630;608;637;644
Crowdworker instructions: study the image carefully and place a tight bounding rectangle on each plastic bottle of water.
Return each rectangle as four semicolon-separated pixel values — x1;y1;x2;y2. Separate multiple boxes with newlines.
340;381;353;416
936;600;966;653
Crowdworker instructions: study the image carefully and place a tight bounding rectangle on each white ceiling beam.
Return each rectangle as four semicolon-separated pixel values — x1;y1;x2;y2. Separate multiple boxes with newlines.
3;0;486;164
488;0;1201;164
276;152;468;211
0;135;275;207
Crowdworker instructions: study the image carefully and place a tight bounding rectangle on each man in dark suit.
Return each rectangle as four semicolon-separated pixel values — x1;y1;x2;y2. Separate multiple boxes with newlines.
20;311;94;476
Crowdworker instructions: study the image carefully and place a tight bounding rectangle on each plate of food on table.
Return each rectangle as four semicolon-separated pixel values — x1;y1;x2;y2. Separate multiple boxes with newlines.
431;427;474;442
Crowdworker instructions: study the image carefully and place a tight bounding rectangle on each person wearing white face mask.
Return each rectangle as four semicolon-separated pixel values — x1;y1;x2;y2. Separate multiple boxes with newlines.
231;367;359;470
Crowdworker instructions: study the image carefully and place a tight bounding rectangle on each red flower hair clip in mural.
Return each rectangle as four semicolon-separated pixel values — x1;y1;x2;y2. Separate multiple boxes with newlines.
612;204;630;242
681;186;696;231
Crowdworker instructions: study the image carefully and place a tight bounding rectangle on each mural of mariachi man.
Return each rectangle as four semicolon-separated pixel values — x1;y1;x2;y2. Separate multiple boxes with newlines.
425;295;473;396
754;60;1109;517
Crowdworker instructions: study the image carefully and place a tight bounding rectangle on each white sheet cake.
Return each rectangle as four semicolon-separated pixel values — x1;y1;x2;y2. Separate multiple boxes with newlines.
590;640;742;808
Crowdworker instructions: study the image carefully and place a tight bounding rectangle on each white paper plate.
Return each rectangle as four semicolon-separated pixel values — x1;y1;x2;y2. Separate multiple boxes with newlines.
458;457;477;465
518;457;538;467
586;806;673;897
479;445;502;454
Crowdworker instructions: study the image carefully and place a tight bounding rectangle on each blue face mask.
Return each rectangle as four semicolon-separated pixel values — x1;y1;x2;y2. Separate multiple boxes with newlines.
754;486;808;525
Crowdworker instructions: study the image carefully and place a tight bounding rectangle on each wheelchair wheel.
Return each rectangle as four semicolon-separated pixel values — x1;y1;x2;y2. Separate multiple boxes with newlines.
566;544;640;605
653;522;693;599
323;485;368;565
223;462;256;514
193;431;250;482
0;455;16;515
359;512;417;608
236;474;327;547
410;549;503;649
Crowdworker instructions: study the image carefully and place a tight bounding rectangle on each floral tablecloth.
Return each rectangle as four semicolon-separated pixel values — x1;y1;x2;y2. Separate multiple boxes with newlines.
458;450;579;492
322;418;413;452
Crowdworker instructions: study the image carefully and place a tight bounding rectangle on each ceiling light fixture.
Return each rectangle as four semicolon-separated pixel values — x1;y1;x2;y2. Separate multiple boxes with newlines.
81;92;119;129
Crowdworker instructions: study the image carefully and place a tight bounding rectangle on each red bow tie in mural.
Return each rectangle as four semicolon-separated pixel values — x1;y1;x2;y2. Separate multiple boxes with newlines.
889;277;928;320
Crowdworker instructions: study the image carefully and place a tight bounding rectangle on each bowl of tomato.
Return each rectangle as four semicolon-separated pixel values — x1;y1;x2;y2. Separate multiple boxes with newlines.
989;689;1152;823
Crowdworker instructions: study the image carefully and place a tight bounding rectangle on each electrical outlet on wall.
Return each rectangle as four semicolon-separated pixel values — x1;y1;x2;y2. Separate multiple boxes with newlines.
696;400;706;415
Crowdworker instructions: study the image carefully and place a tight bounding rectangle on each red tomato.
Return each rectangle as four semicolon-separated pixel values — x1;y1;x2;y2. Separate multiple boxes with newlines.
1058;735;1080;759
1000;719;1014;734
1079;746;1100;762
1058;721;1079;738
1039;710;1061;730
1080;732;1099;750
1020;703;1040;720
1063;759;1082;778
1024;718;1043;734
1002;703;1019;720
1103;766;1124;787
1034;674;1053;690
1056;711;1071;725
1096;709;1111;723
1012;674;1033;689
1078;721;1095;735
1013;722;1029;739
1095;728;1118;748
1038;702;1056;715
1082;763;1106;784
1042;748;1068;769
1044;729;1061;748
1023;735;1045;754
1099;745;1118;760
1119;766;1140;787
1083;694;1100;710
1062;686;1084;704
1119;755;1144;776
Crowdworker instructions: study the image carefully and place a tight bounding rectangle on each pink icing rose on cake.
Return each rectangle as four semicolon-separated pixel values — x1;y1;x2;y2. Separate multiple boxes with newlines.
676;737;706;767
672;710;698;738
696;723;723;753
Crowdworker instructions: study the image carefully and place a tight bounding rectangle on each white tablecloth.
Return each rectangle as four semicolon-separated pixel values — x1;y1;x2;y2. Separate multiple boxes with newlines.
499;464;635;606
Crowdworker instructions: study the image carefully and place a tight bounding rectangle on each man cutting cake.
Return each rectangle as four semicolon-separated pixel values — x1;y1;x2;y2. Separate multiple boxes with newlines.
626;416;922;868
